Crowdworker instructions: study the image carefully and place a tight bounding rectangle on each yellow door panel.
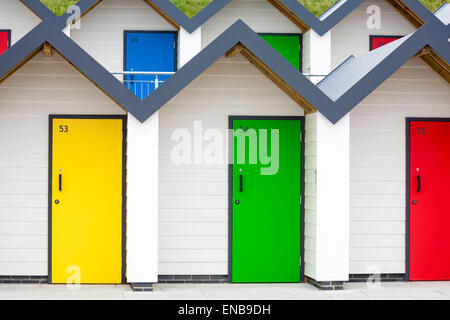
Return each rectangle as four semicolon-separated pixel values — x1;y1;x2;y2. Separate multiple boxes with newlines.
51;117;124;284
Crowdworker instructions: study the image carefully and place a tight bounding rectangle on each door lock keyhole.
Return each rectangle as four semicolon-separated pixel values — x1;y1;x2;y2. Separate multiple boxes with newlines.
55;199;60;204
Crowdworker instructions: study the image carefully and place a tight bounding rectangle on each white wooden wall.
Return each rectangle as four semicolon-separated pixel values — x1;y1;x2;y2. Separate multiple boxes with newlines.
201;0;300;48
349;58;450;274
71;0;176;73
304;114;317;279
330;0;416;69
158;54;304;274
0;0;41;46
0;52;125;275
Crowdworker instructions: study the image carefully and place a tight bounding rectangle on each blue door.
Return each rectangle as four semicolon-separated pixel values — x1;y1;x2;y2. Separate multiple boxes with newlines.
125;31;177;99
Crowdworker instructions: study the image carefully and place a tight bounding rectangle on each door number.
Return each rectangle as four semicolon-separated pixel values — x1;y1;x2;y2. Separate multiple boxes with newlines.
59;125;69;133
416;128;425;135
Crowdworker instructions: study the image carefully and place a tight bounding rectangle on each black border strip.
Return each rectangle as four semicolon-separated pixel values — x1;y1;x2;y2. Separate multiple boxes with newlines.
48;114;127;284
228;115;306;283
405;117;450;281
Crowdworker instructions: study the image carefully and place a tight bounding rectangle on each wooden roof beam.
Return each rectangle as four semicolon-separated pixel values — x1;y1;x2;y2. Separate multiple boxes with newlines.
268;0;310;33
387;0;424;28
225;42;316;114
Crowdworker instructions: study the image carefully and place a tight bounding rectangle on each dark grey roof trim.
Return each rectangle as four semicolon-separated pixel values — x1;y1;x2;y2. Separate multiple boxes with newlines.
276;0;450;36
0;20;144;117
319;22;450;121
20;0;100;29
0;20;448;124
149;0;231;33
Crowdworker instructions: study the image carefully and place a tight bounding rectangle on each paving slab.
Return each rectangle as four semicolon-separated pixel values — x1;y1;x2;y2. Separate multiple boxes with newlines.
0;282;450;300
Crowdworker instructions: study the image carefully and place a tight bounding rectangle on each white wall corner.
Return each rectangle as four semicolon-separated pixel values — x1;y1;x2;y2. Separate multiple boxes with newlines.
126;112;159;283
303;30;331;84
315;113;350;281
178;27;202;68
304;112;318;280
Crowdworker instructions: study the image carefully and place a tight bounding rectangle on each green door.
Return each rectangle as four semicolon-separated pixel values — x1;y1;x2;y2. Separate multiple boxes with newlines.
231;118;302;283
260;34;301;70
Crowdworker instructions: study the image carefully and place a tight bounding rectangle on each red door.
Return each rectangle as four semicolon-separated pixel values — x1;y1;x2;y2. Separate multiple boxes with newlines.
370;36;401;50
409;120;450;280
0;30;10;55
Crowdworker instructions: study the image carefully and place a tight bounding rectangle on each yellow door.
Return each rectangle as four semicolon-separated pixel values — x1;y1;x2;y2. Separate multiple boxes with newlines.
50;116;124;284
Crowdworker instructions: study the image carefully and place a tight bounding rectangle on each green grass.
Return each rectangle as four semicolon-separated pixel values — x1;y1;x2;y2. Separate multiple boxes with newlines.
41;0;450;18
41;0;79;16
418;0;449;12
298;0;449;17
298;0;339;17
170;0;213;18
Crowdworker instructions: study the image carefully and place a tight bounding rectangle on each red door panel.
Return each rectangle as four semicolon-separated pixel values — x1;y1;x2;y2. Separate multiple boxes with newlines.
409;120;450;280
370;36;401;50
0;31;9;55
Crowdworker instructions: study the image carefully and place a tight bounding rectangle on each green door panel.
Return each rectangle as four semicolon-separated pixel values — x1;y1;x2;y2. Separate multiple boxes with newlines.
260;34;301;70
231;119;302;283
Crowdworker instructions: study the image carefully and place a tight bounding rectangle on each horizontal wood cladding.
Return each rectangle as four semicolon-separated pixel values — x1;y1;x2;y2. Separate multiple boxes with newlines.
226;43;316;113
349;57;450;274
0;51;124;275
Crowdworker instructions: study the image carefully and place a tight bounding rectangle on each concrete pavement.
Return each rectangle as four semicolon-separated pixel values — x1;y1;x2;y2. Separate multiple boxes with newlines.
1;281;450;300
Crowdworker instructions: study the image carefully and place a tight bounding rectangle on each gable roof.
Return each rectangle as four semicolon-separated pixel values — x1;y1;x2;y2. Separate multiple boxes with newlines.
0;19;326;121
1;17;448;124
20;0;231;33
270;0;450;36
318;22;450;118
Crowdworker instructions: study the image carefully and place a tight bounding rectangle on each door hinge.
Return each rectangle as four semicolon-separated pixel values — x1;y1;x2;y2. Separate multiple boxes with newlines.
300;257;302;266
300;196;302;205
300;132;303;141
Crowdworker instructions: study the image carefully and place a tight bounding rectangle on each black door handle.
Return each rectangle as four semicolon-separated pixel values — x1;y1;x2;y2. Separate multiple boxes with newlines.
416;175;421;192
239;175;243;192
59;174;62;191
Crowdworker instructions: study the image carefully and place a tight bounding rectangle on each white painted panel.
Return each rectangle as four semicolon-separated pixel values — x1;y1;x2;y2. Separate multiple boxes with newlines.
201;0;300;48
0;263;46;276
0;0;40;46
330;0;416;69
350;261;404;274
0;249;46;263
126;113;159;283
315;113;350;281
159;249;227;263
0;51;125;276
71;0;176;72
179;27;201;67
158;53;304;274
350;58;450;274
350;234;404;248
159;263;228;275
